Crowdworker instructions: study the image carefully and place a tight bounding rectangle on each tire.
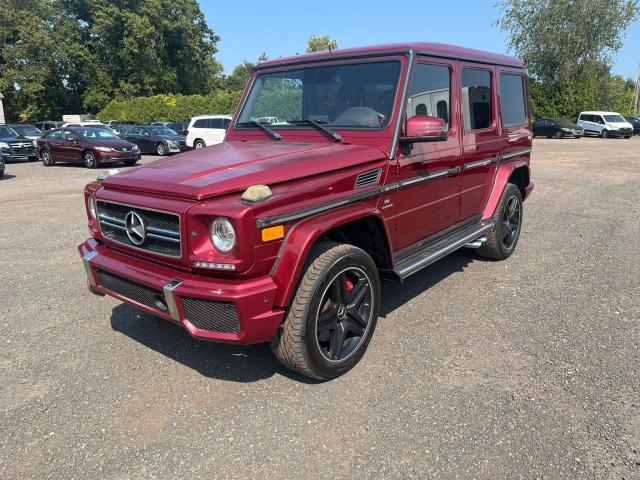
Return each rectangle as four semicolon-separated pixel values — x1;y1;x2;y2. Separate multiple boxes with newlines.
270;242;381;380
41;149;55;166
554;131;563;139
156;142;167;156
601;130;609;138
124;159;138;166
83;150;98;169
477;183;523;260
546;135;552;139
624;136;631;139
193;139;206;149
532;132;536;139
0;169;4;179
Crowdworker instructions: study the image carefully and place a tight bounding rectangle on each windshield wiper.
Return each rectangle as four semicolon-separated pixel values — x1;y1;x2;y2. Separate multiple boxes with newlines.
290;119;342;142
236;121;282;141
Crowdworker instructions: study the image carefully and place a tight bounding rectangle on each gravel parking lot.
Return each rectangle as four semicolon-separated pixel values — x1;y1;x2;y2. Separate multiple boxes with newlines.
1;137;639;479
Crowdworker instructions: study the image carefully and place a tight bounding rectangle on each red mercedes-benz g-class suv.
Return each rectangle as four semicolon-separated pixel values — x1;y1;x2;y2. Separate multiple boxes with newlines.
79;43;533;380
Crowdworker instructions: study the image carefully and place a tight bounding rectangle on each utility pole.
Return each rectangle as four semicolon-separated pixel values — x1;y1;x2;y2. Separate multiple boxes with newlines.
634;64;640;115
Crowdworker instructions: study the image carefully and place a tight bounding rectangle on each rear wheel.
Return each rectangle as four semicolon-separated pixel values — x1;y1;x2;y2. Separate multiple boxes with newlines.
270;242;380;380
194;139;206;149
554;131;563;139
477;183;523;260
41;150;55;166
83;151;98;169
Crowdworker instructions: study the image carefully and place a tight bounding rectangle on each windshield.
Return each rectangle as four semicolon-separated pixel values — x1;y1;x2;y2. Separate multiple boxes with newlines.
149;127;178;136
603;114;625;123
0;126;19;137
625;117;639;124
14;125;42;135
238;61;401;129
77;128;118;139
553;119;575;128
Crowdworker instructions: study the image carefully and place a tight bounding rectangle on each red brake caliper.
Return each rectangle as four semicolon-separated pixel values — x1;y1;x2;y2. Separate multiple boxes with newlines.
345;279;354;292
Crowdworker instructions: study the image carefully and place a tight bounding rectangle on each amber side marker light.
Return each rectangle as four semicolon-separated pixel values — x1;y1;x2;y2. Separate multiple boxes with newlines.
261;225;285;242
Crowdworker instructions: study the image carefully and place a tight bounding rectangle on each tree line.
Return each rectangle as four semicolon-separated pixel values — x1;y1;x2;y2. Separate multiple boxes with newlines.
1;0;637;124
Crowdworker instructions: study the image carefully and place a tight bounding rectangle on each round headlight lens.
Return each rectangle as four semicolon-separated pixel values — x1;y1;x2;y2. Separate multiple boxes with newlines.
87;195;97;220
210;217;236;252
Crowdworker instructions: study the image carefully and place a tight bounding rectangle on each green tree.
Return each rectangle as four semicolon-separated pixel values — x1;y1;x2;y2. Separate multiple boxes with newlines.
496;0;639;119
225;61;255;92
306;35;338;53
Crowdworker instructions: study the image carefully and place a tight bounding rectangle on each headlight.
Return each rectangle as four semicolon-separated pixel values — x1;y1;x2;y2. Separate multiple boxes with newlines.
132;144;139;151
210;217;236;252
86;195;97;220
95;146;113;152
32;140;37;147
0;141;9;149
167;140;177;148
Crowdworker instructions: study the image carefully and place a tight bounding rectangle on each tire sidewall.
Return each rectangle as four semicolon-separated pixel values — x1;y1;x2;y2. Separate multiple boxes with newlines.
84;151;97;168
41;150;53;166
157;143;167;155
194;140;205;149
303;249;381;379
495;185;523;257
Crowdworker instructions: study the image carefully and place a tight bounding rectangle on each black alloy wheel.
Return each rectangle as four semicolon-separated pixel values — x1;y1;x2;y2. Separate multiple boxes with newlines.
501;194;521;250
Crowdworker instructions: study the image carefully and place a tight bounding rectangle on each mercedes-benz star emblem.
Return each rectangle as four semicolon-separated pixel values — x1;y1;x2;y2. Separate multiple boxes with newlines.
125;211;147;246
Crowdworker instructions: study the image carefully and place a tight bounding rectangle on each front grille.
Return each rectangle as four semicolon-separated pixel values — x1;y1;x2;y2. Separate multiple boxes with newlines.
116;146;133;152
97;270;166;312
9;142;32;149
96;201;181;258
181;297;240;333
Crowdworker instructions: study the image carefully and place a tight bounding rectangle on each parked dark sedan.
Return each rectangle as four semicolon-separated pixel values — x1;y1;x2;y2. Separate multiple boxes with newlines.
0;125;38;163
533;118;584;138
37;127;140;168
120;125;188;155
624;116;640;135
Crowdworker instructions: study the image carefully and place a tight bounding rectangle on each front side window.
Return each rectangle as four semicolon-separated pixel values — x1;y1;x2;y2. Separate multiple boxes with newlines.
462;68;493;130
193;119;208;128
210;118;224;129
0;126;18;137
47;130;62;140
149;127;177;136
500;73;527;126
406;63;451;128
238;61;401;129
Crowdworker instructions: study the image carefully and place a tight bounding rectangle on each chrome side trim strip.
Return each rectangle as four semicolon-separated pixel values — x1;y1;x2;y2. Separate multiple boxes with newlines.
500;148;532;161
163;279;183;322
463;158;493;170
82;251;98;288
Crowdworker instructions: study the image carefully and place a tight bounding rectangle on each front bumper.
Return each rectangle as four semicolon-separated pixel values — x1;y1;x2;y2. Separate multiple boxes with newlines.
95;151;141;163
609;129;632;137
2;148;37;162
78;239;285;344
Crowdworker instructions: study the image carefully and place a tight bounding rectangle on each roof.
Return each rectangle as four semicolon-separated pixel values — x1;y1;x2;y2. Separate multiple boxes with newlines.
580;111;624;115
256;42;525;70
191;114;233;119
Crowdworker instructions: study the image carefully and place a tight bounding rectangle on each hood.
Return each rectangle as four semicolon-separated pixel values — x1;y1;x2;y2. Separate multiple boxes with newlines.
102;140;386;200
157;135;186;142
608;121;633;129
0;135;32;143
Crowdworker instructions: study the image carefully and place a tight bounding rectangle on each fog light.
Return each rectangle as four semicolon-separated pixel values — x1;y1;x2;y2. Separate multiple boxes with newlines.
193;261;236;271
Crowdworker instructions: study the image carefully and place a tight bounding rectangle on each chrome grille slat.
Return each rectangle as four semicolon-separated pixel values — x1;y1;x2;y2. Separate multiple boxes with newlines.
96;201;182;258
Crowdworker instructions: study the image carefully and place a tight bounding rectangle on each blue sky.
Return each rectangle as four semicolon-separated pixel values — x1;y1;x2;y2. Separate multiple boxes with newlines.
200;0;639;79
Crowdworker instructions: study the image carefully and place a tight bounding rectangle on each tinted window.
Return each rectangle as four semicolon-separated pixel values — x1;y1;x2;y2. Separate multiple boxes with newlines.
193;119;208;128
500;74;527;126
0;126;19;137
462;69;492;130
223;118;231;129
407;63;451;128
210;118;224;129
603;114;625;123
47;130;62;140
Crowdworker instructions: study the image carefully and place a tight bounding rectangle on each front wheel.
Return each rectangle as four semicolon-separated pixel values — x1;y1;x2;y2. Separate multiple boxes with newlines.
156;142;167;156
124;159;138;166
193;139;206;149
41;150;55;166
270;242;381;380
477;183;523;260
601;130;609;138
555;131;563;139
83;151;98;169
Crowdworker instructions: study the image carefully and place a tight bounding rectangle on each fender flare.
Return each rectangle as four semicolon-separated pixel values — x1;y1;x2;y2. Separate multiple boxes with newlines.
270;203;392;308
482;160;531;220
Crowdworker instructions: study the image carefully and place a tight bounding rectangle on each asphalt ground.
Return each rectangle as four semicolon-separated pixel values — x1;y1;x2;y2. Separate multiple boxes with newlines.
1;136;639;479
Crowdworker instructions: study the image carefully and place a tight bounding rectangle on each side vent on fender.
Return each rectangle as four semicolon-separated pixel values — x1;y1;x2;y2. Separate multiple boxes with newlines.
355;168;382;189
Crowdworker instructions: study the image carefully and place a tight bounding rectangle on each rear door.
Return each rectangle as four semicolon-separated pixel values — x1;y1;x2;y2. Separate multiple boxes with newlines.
459;64;500;221
392;58;462;250
44;130;63;159
207;118;227;145
497;69;531;162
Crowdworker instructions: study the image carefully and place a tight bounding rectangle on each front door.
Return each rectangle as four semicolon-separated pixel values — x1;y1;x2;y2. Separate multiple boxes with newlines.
58;129;83;162
392;59;462;251
459;64;501;221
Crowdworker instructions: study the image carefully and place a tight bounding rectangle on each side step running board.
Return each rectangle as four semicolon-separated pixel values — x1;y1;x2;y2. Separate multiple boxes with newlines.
391;221;494;281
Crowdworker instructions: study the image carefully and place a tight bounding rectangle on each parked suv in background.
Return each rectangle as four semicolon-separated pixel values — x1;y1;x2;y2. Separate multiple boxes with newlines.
623;116;640;135
8;124;44;140
532;118;583;138
80;43;533;380
34;121;63;133
185;115;231;149
38;127;140;168
0;125;38;163
577;111;633;138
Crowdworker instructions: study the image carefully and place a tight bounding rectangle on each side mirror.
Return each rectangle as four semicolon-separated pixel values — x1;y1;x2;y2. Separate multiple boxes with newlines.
400;116;448;145
66;137;78;143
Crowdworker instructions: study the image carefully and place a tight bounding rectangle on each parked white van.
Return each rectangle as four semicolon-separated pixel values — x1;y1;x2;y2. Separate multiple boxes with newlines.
577;111;633;138
186;115;232;149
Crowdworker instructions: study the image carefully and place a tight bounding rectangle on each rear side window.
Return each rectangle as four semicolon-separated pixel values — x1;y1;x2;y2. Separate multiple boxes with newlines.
193;119;208;128
462;68;492;130
499;74;527;126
